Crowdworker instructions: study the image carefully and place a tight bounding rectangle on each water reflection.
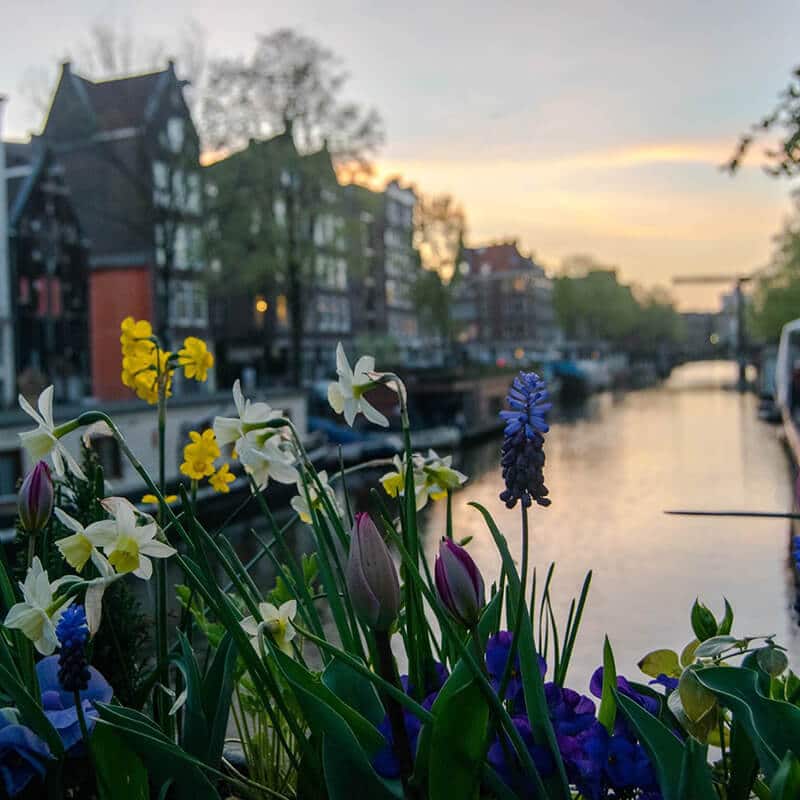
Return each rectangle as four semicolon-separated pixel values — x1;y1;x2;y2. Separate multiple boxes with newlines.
421;361;799;692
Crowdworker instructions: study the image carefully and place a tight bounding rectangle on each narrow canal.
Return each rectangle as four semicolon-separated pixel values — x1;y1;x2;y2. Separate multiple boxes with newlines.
420;360;800;692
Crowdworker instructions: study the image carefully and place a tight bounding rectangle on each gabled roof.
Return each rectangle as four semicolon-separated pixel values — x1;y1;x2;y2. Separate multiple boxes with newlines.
42;62;177;138
463;241;542;275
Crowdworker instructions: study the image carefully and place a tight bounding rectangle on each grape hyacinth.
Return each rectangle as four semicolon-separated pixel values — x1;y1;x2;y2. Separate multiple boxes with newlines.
55;605;91;693
499;371;552;509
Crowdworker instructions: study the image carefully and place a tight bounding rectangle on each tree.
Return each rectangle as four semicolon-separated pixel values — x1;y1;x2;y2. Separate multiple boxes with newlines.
202;29;383;166
21;20;208;121
748;196;800;341
727;63;800;178
413;193;466;282
202;29;384;386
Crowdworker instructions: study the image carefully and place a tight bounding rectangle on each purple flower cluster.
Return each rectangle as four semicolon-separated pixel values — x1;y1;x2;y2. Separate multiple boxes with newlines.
371;635;663;798
499;372;552;509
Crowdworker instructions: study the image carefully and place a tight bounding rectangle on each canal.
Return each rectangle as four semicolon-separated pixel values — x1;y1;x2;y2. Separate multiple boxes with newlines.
419;360;800;692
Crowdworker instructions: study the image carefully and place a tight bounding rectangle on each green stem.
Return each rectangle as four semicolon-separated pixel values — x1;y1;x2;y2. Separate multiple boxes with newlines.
374;631;415;795
73;690;91;749
498;506;529;702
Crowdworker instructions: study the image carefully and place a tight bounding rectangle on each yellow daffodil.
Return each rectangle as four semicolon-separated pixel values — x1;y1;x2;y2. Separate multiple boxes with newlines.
380;453;429;510
120;317;173;404
141;494;179;506
178;337;214;382
209;463;235;493
180;429;220;480
422;449;468;499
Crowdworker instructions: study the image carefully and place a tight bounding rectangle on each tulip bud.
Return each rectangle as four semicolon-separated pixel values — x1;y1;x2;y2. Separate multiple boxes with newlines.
434;538;485;628
18;462;53;533
345;513;400;631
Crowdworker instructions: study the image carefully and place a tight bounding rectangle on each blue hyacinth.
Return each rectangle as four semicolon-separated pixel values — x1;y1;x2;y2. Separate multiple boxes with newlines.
499;372;552;509
55;605;90;693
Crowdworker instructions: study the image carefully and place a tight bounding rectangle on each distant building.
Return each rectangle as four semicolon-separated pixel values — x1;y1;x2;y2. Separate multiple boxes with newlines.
343;179;422;363
681;312;720;359
205;133;353;386
456;241;558;363
5;141;90;404
39;62;209;401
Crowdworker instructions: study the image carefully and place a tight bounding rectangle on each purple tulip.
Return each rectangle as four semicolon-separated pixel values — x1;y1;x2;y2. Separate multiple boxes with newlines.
434;539;485;627
346;513;400;631
18;462;53;533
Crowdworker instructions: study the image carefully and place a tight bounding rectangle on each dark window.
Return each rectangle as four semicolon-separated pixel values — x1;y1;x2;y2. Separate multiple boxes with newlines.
0;451;22;496
92;436;123;480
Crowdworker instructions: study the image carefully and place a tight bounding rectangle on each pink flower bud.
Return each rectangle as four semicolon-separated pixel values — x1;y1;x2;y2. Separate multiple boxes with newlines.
346;512;400;631
435;539;485;628
18;462;54;533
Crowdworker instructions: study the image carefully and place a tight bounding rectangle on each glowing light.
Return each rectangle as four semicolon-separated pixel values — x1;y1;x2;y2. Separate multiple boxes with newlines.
255;298;268;313
709;333;720;345
514;348;525;360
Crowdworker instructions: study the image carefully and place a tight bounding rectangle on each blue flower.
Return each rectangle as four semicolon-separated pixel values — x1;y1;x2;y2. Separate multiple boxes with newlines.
0;713;50;797
485;631;545;711
56;605;90;693
649;673;679;693
36;656;112;754
499;372;552;509
487;715;554;793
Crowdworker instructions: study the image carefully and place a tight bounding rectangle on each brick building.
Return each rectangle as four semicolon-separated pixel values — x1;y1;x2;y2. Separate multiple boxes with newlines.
455;241;558;363
39;62;209;400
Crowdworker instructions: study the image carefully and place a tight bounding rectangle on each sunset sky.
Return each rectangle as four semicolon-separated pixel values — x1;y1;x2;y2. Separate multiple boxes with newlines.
3;0;799;309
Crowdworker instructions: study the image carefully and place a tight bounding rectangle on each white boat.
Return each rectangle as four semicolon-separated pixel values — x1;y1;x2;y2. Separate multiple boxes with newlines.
774;318;800;462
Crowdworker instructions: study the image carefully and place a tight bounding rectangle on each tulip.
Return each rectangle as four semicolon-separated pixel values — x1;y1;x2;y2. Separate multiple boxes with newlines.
434;539;485;628
345;513;400;631
18;462;53;533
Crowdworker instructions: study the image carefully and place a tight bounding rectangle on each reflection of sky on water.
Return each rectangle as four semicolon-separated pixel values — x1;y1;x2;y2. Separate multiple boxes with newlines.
420;361;799;693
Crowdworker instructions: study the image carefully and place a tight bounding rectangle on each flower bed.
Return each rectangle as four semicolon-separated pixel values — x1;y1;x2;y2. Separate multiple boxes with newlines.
0;323;797;798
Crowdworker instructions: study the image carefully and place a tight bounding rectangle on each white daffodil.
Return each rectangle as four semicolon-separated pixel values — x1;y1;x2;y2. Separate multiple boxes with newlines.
327;342;391;428
422;449;468;500
86;498;176;580
4;557;72;655
213;380;287;447
380;453;429;510
237;434;298;490
83;550;122;635
18;386;85;479
290;470;340;523
241;600;297;657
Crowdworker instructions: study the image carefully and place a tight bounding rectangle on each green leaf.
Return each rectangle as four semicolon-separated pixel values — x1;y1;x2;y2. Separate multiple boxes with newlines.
0;663;63;756
322;657;385;728
91;724;149;800
695;666;800;781
694;635;740;659
690;600;717;642
615;691;684;800
598;637;617;734
718;598;734;635
201;633;237;767
94;704;219;800
270;645;385;753
770;751;800;800
638;649;681;679
677;737;718;800
680;639;700;667
428;669;490;800
726;717;758;800
173;632;209;762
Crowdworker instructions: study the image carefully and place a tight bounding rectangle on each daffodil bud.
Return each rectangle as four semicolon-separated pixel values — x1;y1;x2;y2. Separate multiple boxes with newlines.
434;538;485;628
18;462;53;533
345;513;399;632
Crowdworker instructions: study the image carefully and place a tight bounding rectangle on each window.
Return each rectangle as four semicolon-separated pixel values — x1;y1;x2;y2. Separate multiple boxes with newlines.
167;117;185;153
0;450;21;496
186;173;201;214
92;436;122;479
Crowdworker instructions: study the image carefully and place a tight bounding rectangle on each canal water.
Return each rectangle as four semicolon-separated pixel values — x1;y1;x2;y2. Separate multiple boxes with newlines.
419;360;800;693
